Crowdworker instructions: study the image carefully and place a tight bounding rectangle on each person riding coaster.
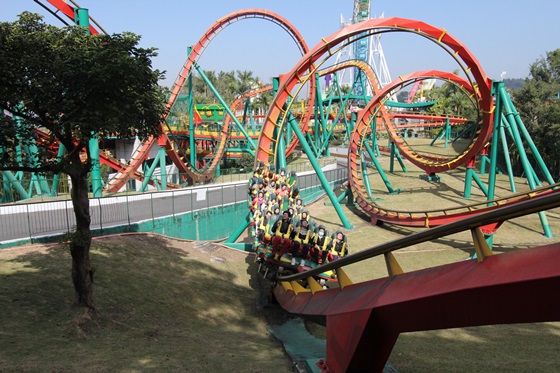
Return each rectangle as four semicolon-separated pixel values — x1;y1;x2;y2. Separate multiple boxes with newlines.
270;210;293;260
328;231;348;261
311;225;330;264
289;219;312;267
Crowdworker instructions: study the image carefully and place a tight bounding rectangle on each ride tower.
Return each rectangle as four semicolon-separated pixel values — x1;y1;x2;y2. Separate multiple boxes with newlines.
335;0;393;99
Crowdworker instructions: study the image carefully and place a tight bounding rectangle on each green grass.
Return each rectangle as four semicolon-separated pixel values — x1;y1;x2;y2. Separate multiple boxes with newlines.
0;235;292;372
297;161;560;372
2;158;560;372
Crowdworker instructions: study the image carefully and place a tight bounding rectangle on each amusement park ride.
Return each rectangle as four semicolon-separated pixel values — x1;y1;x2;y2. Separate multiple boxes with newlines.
3;0;560;372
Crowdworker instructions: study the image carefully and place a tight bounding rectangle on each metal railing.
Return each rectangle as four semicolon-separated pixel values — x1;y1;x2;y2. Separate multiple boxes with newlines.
0;166;348;246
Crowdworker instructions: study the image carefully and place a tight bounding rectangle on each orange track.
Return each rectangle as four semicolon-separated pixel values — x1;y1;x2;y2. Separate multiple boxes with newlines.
254;18;500;228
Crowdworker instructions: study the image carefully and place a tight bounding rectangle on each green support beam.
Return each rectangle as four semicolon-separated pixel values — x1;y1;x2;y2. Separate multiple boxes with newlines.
364;141;400;195
286;115;353;229
195;65;255;155
75;8;102;197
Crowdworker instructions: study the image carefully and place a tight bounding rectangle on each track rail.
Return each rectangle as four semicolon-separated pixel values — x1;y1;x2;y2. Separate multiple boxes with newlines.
347;70;497;226
272;187;560;372
255;17;492;169
107;9;313;190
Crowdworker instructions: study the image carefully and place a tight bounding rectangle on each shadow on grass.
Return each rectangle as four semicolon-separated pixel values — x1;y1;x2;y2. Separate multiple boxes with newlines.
390;322;560;373
0;234;292;372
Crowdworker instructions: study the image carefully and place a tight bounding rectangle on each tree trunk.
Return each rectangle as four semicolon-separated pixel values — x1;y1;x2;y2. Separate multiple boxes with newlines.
69;170;95;310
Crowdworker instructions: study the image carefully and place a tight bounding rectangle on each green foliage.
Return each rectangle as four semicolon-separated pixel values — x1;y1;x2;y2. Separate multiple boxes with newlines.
0;12;168;175
424;72;478;122
396;90;410;103
0;13;169;308
189;69;260;106
512;49;560;180
237;153;255;170
503;78;525;91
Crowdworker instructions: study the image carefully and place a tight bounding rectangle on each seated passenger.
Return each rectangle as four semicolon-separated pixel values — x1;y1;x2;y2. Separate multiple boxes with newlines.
328;231;348;261
271;210;293;260
287;170;298;189
277;183;289;199
311;225;330;264
252;191;265;211
257;210;274;246
289;219;312;266
292;209;310;228
270;204;281;225
277;167;287;185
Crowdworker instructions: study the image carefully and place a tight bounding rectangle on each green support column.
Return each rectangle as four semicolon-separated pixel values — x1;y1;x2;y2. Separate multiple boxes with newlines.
276;133;287;170
493;81;552;237
463;165;489;198
389;141;395;173
479;148;490;174
364;142;400;194
287;116;353;229
502;88;555;185
88;136;103;197
140;147;166;192
194;65;255;154
361;154;376;201
75;8;102;197
13;108;50;197
486;83;503;203
50;143;66;196
2;171;29;200
331;188;355;206
463;167;474;199
159;147;167;190
498;119;516;193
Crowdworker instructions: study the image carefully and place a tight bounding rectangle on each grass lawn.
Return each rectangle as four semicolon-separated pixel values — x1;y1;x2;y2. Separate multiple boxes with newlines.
1;156;559;372
0;235;292;372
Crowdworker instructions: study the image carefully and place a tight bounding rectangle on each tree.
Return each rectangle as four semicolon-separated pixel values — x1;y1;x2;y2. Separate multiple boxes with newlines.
513;49;560;180
253;89;273;118
0;13;168;310
231;69;256;97
424;71;477;120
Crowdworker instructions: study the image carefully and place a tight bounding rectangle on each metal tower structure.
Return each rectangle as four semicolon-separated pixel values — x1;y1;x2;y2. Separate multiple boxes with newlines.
335;0;393;98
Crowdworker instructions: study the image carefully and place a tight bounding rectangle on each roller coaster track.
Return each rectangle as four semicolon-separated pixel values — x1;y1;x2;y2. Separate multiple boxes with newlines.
390;111;468;123
108;9;316;191
348;69;496;226
35;3;315;191
272;188;560;372
37;0;103;35
255;16;492;173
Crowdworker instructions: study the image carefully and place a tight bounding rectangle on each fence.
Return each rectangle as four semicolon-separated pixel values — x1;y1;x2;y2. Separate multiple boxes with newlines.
0;167;348;248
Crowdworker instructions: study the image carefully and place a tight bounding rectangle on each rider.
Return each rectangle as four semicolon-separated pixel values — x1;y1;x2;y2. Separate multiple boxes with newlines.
257;210;274;246
311;225;330;264
289;219;312;266
328;231;348;261
271;210;293;260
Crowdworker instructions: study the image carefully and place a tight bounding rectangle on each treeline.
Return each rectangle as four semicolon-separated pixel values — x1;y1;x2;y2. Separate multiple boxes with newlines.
182;69;273;114
512;49;560;181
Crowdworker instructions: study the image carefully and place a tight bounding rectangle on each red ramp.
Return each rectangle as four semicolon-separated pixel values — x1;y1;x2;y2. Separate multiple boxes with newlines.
274;243;560;372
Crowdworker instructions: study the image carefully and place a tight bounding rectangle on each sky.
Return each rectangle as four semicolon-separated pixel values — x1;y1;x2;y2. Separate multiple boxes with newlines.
2;0;560;89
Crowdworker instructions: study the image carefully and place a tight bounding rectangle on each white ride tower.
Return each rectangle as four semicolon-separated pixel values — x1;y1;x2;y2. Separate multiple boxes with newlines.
334;0;392;99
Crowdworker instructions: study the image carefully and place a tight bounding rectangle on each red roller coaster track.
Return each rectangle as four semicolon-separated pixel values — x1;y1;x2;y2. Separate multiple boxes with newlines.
105;8;316;192
40;2;315;191
254;18;503;228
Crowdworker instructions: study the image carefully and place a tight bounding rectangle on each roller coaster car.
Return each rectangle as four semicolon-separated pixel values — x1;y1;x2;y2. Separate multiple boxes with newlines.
254;245;338;286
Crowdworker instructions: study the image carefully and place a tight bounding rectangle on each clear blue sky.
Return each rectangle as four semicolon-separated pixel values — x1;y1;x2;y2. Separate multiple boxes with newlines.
3;1;559;88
